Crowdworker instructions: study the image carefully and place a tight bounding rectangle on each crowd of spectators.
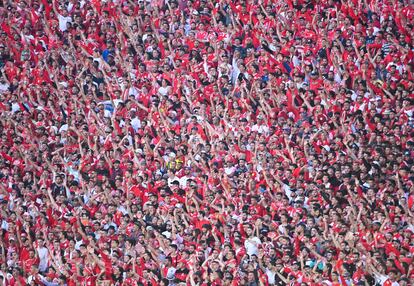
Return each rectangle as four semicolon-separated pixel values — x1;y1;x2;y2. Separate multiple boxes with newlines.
0;0;413;285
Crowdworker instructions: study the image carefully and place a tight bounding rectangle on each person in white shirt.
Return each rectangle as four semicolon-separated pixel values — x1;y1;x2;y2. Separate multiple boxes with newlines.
53;2;72;32
129;109;141;132
252;115;269;135
0;79;9;93
178;167;191;188
167;169;180;187
243;225;261;256
36;239;49;273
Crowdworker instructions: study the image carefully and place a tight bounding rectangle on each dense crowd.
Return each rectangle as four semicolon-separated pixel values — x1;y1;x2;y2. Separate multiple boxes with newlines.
0;0;413;285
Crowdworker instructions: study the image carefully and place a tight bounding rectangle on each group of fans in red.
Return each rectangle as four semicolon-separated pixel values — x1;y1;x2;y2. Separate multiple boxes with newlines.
0;0;413;285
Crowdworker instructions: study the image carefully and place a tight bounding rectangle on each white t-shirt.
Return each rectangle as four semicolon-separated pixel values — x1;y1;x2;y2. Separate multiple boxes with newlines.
373;273;399;286
168;176;180;187
252;124;269;134
278;224;288;235
0;82;9;93
158;86;170;96
11;102;20;113
75;239;84;250
37;246;49;272
131;117;141;132
265;268;276;285
57;14;72;32
179;175;189;188
244;236;261;256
